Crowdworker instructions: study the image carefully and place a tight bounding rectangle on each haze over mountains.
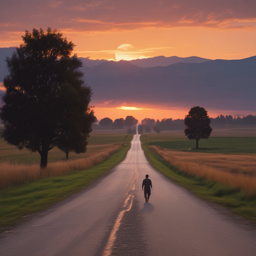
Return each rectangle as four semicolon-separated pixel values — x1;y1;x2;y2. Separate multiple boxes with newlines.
0;47;255;114
81;57;256;112
0;47;209;80
80;55;209;68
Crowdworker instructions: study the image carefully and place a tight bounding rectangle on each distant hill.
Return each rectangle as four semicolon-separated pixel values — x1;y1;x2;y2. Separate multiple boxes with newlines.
0;48;209;82
129;56;209;68
79;55;209;68
81;56;256;112
79;58;107;67
0;46;255;113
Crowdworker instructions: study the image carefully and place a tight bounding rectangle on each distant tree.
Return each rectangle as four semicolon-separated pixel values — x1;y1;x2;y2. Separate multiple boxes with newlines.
113;118;124;129
124;116;138;127
184;106;212;149
99;117;113;129
0;28;94;168
141;118;155;127
138;125;143;134
153;125;161;134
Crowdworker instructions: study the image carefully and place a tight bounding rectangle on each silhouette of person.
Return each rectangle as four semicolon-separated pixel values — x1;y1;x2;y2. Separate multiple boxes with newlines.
142;174;152;202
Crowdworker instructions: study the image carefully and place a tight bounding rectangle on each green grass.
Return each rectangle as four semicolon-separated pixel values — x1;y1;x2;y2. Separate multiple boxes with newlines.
142;134;256;154
0;131;132;164
0;143;131;229
142;144;256;223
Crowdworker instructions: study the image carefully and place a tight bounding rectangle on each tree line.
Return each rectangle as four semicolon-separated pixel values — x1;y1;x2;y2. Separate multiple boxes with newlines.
93;116;138;130
210;115;256;125
95;114;256;133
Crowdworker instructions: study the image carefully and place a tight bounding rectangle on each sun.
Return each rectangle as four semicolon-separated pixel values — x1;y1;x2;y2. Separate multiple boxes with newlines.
115;44;136;61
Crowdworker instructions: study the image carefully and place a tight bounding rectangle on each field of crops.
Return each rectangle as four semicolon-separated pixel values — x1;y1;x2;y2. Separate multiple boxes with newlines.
0;128;131;164
141;126;256;154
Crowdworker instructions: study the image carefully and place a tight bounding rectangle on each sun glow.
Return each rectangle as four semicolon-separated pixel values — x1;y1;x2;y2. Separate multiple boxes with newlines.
115;44;146;61
116;106;144;110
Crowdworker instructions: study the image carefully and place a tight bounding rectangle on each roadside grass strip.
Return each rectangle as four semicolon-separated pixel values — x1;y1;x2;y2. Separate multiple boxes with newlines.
142;144;256;223
0;143;131;229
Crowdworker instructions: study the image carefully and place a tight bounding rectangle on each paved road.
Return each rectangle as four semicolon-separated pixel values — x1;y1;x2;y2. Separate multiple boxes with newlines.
1;135;256;255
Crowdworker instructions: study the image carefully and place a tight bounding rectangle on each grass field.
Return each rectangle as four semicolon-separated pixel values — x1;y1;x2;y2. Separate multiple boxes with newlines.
0;129;131;164
142;132;256;154
0;128;133;228
149;147;256;176
0;143;131;229
142;145;256;223
0;144;125;190
141;126;256;222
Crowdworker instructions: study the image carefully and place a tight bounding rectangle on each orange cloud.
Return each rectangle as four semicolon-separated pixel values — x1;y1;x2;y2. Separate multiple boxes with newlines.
116;106;145;111
1;0;256;36
1;0;256;60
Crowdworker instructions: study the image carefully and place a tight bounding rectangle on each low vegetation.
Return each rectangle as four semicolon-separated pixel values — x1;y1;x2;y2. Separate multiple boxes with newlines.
0;139;132;228
0;144;122;190
150;146;256;195
141;131;256;222
0;129;131;164
142;133;256;154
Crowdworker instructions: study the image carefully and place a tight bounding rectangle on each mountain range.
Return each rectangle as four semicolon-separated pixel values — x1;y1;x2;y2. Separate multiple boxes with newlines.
0;47;255;113
0;47;209;80
81;57;256;112
79;55;209;68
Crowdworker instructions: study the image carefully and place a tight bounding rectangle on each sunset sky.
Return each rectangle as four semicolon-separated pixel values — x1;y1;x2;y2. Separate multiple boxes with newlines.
1;0;256;121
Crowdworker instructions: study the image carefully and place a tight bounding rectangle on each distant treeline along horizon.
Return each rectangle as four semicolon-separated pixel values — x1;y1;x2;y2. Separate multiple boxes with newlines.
94;114;256;131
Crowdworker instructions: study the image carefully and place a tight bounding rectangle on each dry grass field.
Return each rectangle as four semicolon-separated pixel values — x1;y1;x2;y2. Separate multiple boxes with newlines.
150;145;256;195
151;147;256;176
0;144;122;190
0;128;132;190
142;125;256;196
0;129;131;164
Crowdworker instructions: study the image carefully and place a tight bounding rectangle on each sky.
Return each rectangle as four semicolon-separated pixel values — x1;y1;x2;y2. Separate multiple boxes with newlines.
1;0;256;121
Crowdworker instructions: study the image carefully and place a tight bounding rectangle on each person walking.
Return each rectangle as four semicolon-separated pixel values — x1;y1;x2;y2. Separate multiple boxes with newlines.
142;174;152;202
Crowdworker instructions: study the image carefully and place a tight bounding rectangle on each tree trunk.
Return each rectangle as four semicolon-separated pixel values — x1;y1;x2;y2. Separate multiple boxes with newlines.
40;149;48;169
196;139;199;149
66;151;69;160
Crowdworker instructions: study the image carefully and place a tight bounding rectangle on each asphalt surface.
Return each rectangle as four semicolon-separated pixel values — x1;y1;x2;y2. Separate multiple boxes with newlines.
1;134;256;256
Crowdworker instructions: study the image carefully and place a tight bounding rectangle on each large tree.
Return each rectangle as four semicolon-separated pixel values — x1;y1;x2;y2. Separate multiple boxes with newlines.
184;106;212;149
0;28;94;168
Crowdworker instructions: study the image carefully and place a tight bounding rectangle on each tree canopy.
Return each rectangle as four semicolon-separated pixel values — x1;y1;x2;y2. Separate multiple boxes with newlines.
0;28;95;168
113;118;124;129
124;116;138;127
184;106;212;149
141;118;155;127
99;118;113;129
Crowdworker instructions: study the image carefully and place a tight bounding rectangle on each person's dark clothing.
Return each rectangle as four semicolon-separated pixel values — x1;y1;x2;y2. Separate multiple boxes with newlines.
142;178;152;198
